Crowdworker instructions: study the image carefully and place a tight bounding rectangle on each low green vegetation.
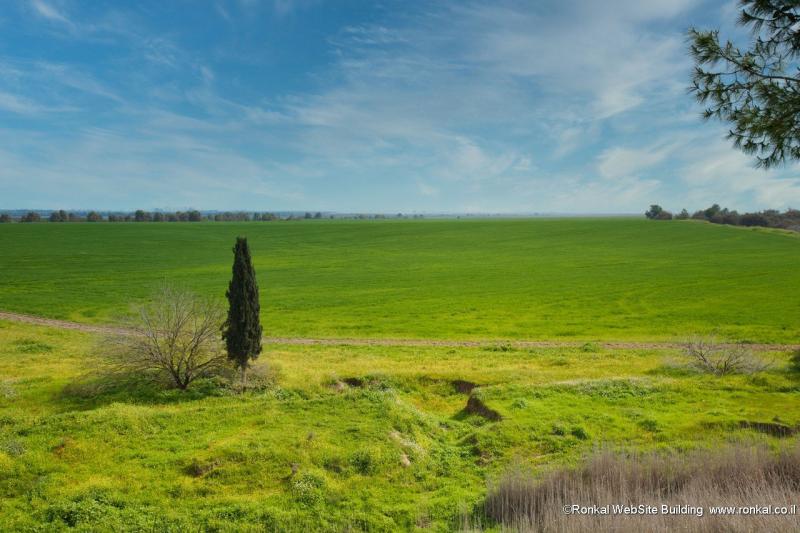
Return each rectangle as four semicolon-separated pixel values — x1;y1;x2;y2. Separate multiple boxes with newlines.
0;218;798;342
1;320;798;530
1;217;798;530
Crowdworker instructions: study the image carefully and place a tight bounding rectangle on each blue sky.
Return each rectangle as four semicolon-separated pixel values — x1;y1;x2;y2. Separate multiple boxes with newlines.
1;0;799;213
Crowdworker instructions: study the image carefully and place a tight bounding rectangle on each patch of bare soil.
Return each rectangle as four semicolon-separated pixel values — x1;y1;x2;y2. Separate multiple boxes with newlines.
0;311;130;335
342;377;364;387
452;379;478;394
738;420;797;438
464;395;503;421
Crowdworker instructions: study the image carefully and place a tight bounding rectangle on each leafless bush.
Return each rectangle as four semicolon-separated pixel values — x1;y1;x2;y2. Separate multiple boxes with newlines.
101;285;227;389
484;444;800;532
683;337;770;375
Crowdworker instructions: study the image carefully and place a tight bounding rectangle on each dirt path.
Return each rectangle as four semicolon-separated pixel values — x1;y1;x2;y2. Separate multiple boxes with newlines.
0;311;133;336
0;310;797;352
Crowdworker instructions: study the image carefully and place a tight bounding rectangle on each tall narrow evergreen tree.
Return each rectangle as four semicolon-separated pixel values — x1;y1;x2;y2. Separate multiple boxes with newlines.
223;237;263;387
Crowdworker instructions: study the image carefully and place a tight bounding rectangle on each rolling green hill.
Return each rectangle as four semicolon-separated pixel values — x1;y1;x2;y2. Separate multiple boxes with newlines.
0;218;797;342
1;320;797;530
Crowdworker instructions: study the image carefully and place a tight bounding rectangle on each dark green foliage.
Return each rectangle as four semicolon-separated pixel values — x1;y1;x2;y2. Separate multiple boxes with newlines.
645;205;672;220
86;211;102;222
49;210;68;222
20;211;41;223
570;425;589;440
704;204;721;220
0;214;11;223
740;212;769;227
687;204;800;230
645;204;663;219
689;0;800;167
223;237;263;381
790;350;800;373
214;211;252;221
349;449;376;475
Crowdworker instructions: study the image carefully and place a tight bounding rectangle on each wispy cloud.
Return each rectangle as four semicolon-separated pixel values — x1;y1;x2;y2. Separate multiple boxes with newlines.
1;0;799;212
0;91;45;114
272;0;319;16
30;0;72;27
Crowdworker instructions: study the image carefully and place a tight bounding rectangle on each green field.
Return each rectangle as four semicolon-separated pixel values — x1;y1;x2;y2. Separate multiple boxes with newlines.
1;320;798;530
0;218;798;342
1;218;799;530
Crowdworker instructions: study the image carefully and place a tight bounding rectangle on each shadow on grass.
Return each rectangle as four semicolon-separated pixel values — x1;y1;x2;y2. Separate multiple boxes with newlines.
59;371;233;410
452;394;503;424
645;360;701;378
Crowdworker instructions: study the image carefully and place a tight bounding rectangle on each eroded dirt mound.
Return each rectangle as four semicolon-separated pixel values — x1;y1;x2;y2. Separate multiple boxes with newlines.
452;379;478;394
465;395;502;421
739;420;797;438
343;377;364;387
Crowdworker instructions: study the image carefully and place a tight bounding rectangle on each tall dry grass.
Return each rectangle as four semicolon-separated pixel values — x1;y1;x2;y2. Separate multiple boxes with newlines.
484;444;800;532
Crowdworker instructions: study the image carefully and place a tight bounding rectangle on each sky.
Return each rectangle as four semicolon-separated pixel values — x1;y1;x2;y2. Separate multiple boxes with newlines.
1;0;799;213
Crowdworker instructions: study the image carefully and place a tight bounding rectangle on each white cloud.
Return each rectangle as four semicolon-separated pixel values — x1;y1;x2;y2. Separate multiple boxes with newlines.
0;124;305;209
6;0;800;213
278;0;699;179
30;0;72;26
458;2;692;119
36;62;122;102
272;0;318;16
597;144;675;180
680;137;800;209
0;91;43;114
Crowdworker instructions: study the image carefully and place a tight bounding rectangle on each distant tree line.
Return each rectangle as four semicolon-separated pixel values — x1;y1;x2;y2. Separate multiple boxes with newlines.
0;210;424;223
48;210;103;222
646;204;800;231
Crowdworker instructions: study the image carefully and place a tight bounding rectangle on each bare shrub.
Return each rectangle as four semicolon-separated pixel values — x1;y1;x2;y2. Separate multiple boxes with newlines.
682;337;770;375
484;444;800;532
101;286;227;389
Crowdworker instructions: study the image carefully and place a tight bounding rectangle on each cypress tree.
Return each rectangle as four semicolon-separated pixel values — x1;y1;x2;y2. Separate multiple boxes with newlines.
223;237;263;387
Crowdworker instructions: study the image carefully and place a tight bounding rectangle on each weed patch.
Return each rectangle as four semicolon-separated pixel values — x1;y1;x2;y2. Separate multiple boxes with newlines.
13;339;54;353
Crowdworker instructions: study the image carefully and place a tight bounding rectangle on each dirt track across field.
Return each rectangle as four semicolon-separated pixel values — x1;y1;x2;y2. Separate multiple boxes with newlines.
1;310;797;352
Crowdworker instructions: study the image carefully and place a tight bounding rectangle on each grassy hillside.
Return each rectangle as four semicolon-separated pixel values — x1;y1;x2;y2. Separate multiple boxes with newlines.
0;218;798;342
1;320;798;530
